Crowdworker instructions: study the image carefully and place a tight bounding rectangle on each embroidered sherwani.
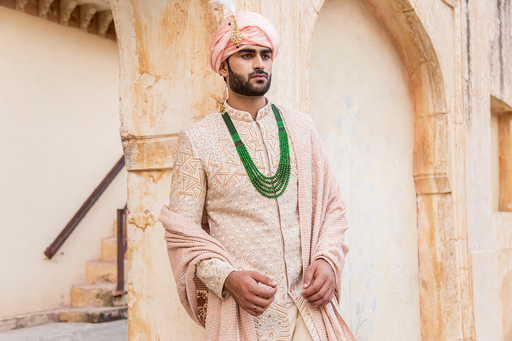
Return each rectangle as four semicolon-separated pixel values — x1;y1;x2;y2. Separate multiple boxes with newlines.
162;102;354;341
169;101;318;340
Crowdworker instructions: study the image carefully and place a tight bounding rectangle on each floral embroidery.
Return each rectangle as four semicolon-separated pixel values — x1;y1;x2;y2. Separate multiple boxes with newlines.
196;258;235;298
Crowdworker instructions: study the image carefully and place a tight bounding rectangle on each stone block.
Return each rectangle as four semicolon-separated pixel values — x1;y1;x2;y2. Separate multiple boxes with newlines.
86;260;117;284
0;318;16;332
71;283;117;308
17;313;48;328
59;306;127;323
101;237;118;261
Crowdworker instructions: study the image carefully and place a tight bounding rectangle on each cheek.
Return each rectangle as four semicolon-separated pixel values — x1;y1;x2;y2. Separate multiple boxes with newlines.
265;61;273;73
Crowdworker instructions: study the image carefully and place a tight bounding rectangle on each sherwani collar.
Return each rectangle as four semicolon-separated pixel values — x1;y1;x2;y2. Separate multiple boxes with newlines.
223;99;272;122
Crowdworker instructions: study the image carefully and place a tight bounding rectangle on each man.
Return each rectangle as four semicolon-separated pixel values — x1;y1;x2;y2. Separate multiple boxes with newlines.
159;10;355;341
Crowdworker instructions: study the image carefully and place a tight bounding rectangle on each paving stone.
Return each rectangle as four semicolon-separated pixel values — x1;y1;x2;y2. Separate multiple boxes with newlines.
0;320;127;341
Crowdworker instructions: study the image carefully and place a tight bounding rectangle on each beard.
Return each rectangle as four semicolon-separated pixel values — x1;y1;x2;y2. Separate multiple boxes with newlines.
227;62;272;97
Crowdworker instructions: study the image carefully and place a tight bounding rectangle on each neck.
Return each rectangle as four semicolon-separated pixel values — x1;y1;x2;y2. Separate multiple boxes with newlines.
226;92;267;120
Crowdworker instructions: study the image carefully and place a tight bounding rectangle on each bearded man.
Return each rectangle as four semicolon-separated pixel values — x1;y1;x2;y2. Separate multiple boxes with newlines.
159;10;356;341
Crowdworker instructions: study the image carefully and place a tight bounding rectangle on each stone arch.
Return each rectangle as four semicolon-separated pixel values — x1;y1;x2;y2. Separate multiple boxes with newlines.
301;0;471;340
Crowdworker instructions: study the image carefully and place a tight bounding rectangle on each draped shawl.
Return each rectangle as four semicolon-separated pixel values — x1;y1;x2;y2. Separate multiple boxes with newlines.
159;106;356;341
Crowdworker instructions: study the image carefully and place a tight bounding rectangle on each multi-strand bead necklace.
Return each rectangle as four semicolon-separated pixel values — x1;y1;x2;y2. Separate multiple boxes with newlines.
221;104;291;198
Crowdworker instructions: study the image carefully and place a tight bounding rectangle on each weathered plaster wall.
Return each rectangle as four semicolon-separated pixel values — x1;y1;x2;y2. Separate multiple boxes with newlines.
464;1;512;340
110;1;220;339
0;6;125;317
111;0;511;340
310;0;420;339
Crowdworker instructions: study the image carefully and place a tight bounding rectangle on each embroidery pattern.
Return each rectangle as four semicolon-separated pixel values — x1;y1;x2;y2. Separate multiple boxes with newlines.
169;103;317;340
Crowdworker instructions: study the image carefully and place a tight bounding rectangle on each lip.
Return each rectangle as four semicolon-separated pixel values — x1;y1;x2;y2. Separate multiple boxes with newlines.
251;75;267;80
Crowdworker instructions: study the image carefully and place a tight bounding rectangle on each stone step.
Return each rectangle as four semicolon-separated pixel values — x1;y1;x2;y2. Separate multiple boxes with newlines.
59;306;127;323
86;260;117;284
0;306;128;333
71;283;122;308
101;237;117;261
0;309;60;332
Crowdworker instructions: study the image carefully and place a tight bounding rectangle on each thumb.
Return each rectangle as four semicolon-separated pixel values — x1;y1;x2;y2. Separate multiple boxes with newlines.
252;272;278;287
303;263;317;289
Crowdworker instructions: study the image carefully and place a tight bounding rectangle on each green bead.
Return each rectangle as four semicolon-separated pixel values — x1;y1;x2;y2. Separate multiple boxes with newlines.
221;104;291;198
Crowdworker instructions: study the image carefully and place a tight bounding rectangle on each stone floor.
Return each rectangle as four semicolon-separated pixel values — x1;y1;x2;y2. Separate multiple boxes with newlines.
0;320;127;341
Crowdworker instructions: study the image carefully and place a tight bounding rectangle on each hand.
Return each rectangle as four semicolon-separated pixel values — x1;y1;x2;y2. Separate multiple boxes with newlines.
224;271;278;317
301;259;336;307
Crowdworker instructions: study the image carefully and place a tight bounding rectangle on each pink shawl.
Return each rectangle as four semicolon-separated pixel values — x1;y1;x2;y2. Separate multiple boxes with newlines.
159;106;356;340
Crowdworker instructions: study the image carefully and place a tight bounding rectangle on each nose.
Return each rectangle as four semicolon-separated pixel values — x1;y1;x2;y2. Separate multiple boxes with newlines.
253;54;265;70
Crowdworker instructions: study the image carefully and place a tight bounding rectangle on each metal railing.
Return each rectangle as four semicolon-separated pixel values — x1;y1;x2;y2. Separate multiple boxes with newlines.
114;204;128;295
44;156;127;294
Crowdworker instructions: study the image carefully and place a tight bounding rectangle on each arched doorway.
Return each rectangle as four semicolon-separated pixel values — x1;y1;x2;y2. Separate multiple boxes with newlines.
309;0;421;339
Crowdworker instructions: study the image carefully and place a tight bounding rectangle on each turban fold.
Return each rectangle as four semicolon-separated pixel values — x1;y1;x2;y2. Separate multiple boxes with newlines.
209;11;280;75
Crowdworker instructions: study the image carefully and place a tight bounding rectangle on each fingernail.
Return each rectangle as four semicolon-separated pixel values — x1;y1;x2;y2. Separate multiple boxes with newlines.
271;280;277;286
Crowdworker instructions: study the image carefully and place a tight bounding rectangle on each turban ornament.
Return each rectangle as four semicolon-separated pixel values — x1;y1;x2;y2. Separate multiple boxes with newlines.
228;14;243;47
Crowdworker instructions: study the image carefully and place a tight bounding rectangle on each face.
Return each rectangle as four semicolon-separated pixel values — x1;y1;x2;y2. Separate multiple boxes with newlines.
220;45;273;97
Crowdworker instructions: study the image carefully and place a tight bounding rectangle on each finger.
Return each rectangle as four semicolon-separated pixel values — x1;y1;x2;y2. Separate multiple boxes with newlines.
303;263;318;289
244;306;258;316
252;295;275;309
308;287;335;307
252;284;278;299
308;287;335;306
302;274;326;297
251;271;278;288
245;304;265;317
304;280;330;302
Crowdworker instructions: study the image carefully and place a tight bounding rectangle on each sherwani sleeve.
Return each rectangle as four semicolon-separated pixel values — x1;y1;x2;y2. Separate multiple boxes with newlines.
169;129;235;299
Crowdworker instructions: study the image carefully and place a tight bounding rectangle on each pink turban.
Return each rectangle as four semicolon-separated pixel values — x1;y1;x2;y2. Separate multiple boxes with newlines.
209;11;280;75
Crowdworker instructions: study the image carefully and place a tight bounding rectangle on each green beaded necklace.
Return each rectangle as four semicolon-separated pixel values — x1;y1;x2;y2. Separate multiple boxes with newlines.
221;103;291;198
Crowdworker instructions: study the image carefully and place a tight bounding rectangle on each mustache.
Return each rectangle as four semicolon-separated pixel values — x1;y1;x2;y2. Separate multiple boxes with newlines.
249;70;269;78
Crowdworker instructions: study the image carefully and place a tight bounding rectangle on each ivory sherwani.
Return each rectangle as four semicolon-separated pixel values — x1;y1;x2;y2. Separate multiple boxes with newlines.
160;102;355;341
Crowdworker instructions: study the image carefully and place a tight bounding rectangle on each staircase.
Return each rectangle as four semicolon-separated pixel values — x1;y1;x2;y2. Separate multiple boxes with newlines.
0;159;129;331
0;225;128;331
62;227;128;323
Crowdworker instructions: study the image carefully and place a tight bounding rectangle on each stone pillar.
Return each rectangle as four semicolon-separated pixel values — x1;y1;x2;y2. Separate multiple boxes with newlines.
109;1;224;339
109;1;316;339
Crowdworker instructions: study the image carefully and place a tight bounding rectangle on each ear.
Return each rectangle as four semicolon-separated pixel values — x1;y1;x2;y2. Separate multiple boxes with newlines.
219;60;229;79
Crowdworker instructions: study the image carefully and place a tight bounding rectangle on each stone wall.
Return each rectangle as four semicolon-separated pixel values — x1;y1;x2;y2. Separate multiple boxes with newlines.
109;0;512;340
